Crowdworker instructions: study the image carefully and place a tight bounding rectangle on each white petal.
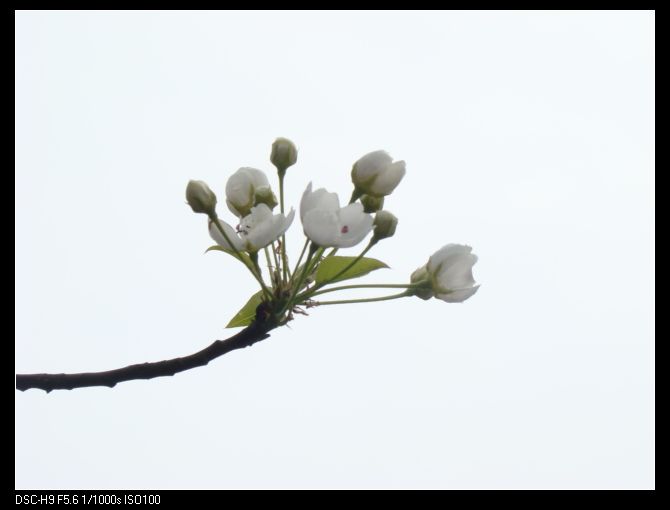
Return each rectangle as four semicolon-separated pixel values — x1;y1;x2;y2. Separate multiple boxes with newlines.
241;167;270;188
245;219;277;250
352;150;392;182
336;203;374;247
438;254;477;290
300;182;340;221
262;208;295;246
282;208;296;233
314;189;340;211
208;218;244;251
303;209;340;247
370;160;406;196
241;203;273;231
226;169;251;198
337;221;373;247
243;206;294;251
338;203;364;224
226;168;272;217
437;285;480;303
225;199;237;218
299;182;314;220
225;170;254;215
428;244;473;273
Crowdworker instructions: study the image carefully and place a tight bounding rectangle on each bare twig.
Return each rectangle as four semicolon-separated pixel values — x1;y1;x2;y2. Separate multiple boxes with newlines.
16;319;276;393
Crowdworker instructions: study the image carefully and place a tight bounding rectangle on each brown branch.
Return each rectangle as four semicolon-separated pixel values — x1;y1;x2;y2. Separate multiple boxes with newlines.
16;320;275;393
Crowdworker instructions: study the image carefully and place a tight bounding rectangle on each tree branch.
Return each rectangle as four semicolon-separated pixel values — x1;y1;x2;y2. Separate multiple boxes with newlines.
16;321;275;393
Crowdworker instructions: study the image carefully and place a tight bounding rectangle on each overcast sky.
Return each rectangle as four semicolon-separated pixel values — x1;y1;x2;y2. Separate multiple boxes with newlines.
15;10;654;489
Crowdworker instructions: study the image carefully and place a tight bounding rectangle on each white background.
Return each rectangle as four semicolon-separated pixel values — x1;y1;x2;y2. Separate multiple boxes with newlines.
15;11;654;489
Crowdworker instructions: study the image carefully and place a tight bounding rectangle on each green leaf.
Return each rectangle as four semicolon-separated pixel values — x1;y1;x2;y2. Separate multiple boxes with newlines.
205;245;252;266
315;256;389;285
226;291;264;328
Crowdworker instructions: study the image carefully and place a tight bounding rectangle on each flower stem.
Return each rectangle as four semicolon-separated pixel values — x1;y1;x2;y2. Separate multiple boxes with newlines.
281;244;322;316
302;283;418;300
279;177;285;214
292;238;310;277
271;242;281;275
314;291;409;306
263;247;275;287
208;214;272;300
250;251;274;300
307;241;374;296
278;175;289;284
209;214;243;260
293;245;319;292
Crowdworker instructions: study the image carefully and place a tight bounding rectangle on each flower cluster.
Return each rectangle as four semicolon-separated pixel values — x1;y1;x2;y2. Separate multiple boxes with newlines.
186;138;478;328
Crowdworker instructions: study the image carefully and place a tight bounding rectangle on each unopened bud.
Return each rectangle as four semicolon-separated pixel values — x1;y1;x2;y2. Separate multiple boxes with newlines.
186;180;217;215
225;167;272;218
270;137;298;175
372;210;398;242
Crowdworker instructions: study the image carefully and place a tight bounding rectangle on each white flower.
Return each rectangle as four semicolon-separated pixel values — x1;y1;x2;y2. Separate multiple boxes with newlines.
352;150;406;197
225;167;277;218
411;244;479;303
300;182;373;248
209;203;294;253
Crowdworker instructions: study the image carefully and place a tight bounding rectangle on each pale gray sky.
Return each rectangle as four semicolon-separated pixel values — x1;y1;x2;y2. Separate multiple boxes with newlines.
15;10;654;489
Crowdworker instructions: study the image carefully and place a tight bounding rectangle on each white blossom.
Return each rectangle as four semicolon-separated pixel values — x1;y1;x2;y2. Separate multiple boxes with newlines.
225;167;277;218
351;150;406;197
411;244;479;302
300;183;373;248
209;203;294;253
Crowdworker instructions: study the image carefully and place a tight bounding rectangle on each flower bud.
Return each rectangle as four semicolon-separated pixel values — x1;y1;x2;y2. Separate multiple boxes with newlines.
360;194;384;213
226;167;273;218
372;210;398;242
351;150;406;197
408;245;480;303
271;137;298;175
426;244;479;302
186;180;217;215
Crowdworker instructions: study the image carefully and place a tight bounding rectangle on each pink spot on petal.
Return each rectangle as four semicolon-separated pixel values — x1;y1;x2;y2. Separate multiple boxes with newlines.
341;225;349;234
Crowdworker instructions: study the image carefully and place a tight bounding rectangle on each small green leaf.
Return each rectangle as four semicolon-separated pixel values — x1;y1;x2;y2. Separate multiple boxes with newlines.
315;256;389;285
205;245;252;266
226;291;264;328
